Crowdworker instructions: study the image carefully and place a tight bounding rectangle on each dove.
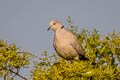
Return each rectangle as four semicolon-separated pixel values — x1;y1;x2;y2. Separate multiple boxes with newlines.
48;20;88;61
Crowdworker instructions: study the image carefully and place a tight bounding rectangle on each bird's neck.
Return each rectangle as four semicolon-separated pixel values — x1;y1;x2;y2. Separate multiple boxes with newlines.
54;27;65;32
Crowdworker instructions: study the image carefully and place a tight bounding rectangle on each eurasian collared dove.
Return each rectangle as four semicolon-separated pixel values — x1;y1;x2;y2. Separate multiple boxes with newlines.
48;20;88;61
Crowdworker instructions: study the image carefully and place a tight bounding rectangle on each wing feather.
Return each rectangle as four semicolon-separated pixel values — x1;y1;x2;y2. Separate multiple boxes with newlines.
71;33;85;56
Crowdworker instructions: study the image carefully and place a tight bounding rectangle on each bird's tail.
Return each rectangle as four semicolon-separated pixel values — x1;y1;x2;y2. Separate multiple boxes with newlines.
80;56;89;61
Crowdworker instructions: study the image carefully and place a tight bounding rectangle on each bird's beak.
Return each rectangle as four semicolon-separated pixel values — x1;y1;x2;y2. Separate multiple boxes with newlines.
47;27;51;31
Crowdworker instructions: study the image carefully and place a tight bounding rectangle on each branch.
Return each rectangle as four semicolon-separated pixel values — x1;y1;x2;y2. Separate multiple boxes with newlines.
17;51;42;60
9;69;28;80
3;67;28;80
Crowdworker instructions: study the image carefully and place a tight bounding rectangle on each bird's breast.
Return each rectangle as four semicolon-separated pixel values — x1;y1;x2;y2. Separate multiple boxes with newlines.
53;36;78;60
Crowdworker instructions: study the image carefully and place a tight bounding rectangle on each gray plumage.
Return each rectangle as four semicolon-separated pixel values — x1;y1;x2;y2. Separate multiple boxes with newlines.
48;20;88;60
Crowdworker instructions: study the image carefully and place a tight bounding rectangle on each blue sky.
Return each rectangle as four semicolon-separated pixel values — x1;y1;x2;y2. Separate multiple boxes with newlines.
0;0;120;79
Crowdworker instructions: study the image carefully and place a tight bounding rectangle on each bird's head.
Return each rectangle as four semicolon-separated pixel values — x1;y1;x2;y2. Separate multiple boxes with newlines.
48;20;64;31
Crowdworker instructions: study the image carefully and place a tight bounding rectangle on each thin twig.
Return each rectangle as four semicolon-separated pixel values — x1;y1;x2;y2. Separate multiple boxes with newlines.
17;51;42;60
9;69;28;80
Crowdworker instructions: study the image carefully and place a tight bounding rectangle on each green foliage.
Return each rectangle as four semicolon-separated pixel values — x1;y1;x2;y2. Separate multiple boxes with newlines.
31;17;120;80
0;17;120;80
0;40;30;80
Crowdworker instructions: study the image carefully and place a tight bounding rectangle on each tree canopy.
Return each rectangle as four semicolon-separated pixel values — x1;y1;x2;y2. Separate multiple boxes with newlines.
0;17;120;80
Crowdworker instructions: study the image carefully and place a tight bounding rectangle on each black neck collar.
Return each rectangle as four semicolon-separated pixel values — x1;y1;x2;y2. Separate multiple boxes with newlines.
61;25;64;29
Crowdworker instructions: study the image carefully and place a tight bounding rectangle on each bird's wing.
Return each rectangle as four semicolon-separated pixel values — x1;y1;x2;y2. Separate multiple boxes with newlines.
71;33;85;56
